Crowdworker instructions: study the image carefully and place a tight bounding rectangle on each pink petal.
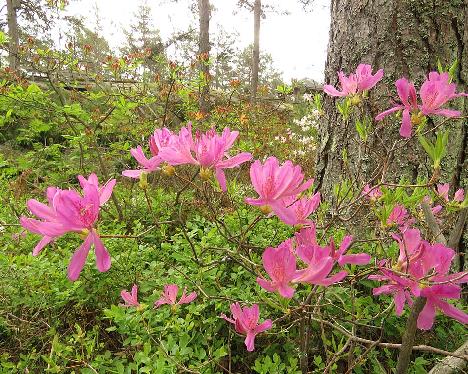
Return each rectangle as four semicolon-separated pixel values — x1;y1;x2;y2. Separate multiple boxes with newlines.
99;179;116;206
217;152;252;169
433;109;461;118
277;283;295;298
338;253;371;266
323;84;346;97
178;289;197;305
435;300;468;325
319;270;347;286
32;236;53;256
399;109;412;138
375;106;402;121
417;300;436;330
255;319;273;334
256;277;276;292
394;290;406;316
67;233;93;281
454;189;465;202
244;332;256;351
122;169;145;178
92;231;111;273
215;168;227;191
27;199;55;220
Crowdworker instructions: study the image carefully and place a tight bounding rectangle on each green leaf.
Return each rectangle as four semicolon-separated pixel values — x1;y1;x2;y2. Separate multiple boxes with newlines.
418;135;435;161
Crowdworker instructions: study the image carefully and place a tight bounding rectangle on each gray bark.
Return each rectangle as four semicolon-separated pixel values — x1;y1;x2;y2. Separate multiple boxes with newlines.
250;0;261;103
316;0;467;196
6;0;20;70
428;340;468;374
198;0;211;113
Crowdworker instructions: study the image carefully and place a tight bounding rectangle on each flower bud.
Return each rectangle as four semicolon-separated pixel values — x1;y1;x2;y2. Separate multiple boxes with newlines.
350;95;361;105
200;167;212;181
259;205;272;215
162;164;175;176
411;111;425;126
139;172;149;190
79;228;90;240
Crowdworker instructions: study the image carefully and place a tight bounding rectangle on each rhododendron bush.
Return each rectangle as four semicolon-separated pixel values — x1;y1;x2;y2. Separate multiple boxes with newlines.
1;61;467;373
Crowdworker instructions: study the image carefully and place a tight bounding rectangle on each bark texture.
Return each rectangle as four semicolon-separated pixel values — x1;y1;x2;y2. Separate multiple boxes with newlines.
250;0;261;102
198;0;211;113
316;0;467;196
6;0;20;70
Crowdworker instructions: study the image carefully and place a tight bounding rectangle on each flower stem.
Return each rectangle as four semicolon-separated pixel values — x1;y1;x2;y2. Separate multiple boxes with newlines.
396;296;426;374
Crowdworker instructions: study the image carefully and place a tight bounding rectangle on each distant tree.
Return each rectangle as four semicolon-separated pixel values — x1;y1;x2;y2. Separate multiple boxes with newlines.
6;0;19;69
122;0;165;75
2;0;69;69
197;0;210;113
251;0;261;102
234;44;282;92
64;15;112;75
211;27;239;89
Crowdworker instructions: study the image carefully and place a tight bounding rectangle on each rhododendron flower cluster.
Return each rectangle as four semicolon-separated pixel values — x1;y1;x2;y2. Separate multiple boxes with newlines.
256;225;371;298
221;303;272;351
437;183;465;203
123;123;252;191
376;72;467;138
20;174;115;281
120;283;197;310
324;64;384;99
370;228;468;329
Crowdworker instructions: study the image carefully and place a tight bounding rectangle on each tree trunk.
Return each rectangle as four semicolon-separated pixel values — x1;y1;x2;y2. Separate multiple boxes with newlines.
250;0;261;103
316;0;467;197
198;0;211;114
6;0;20;70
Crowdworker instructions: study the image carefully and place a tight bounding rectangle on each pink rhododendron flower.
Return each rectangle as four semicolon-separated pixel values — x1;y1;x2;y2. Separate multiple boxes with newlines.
437;183;450;201
122;146;161;178
256;240;297;298
221;303;272;351
158;124;252;191
324;64;384;97
419;72;467;118
387;204;413;231
375;78;419;138
294;240;345;286
362;184;382;201
370;228;468;329
276;192;321;226
454;189;465;202
121;284;140;307
376;72;467;138
122;128;175;178
245;157;313;219
153;284;197;308
293;227;370;286
20;175;114;281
